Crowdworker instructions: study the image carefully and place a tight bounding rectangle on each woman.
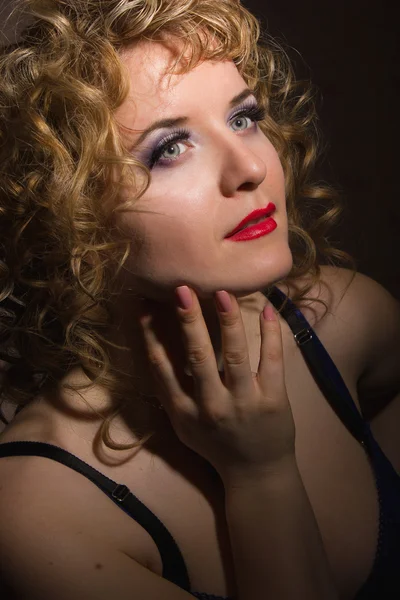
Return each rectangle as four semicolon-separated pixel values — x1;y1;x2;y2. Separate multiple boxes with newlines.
0;1;399;599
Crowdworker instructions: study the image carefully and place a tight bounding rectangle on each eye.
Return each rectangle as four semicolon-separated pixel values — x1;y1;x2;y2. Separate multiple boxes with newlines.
160;141;187;160
231;115;253;132
148;129;191;169
229;104;266;133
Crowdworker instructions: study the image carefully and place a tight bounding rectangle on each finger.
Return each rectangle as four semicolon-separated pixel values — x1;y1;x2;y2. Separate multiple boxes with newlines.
140;312;194;415
257;300;287;399
215;290;253;396
175;286;224;402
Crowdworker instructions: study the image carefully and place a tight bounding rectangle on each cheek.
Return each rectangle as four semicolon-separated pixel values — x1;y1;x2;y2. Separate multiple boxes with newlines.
129;161;215;239
120;203;211;268
143;158;204;201
261;141;286;196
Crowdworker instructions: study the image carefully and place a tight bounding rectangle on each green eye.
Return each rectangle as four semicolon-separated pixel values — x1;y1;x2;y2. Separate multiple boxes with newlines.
161;142;185;159
231;115;252;131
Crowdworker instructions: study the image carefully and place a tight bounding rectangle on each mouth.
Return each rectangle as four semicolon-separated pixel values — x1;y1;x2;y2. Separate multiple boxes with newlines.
225;202;276;238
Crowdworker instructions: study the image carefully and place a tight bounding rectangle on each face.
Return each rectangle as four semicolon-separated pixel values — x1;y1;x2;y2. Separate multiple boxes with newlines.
114;41;292;303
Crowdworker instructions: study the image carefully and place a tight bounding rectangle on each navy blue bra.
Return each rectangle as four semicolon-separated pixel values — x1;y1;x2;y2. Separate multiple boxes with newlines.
0;287;399;599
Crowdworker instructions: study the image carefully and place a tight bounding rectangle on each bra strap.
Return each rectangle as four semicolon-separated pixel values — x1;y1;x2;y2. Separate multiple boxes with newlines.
0;440;191;591
267;287;370;446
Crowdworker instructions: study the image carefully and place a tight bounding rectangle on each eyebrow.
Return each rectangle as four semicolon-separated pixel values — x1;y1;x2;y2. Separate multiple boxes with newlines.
131;88;255;147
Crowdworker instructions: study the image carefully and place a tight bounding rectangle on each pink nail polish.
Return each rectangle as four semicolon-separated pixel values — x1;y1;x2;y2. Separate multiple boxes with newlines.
263;303;276;321
176;286;192;310
215;291;232;313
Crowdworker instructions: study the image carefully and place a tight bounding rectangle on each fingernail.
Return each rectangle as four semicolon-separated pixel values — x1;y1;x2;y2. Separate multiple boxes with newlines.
263;302;276;321
215;290;232;313
176;286;192;310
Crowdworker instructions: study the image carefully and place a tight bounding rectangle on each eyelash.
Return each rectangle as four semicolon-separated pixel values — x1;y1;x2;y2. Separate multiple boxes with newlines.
148;103;267;169
148;129;191;169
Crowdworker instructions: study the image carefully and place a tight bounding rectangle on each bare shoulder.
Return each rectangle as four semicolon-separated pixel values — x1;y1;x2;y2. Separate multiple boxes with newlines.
318;265;399;319
0;453;193;600
287;265;399;335
285;266;400;415
322;266;400;391
285;265;387;320
278;267;368;377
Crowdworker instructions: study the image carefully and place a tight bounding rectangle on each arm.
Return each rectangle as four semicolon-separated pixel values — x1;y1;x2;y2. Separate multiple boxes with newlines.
353;274;400;401
0;457;338;600
1;533;198;600
315;267;400;419
223;458;338;600
0;464;196;600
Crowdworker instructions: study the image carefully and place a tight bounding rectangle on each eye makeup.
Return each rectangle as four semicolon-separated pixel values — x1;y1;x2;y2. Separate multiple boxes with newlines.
139;98;267;170
230;101;266;129
146;128;191;170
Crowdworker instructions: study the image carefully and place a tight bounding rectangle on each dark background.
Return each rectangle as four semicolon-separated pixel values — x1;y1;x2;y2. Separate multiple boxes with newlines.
244;0;399;299
1;0;399;298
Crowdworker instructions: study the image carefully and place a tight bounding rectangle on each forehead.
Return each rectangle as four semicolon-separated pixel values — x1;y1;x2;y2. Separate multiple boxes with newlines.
116;41;245;123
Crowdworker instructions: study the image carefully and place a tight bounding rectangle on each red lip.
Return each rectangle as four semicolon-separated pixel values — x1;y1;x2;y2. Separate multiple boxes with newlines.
225;203;276;238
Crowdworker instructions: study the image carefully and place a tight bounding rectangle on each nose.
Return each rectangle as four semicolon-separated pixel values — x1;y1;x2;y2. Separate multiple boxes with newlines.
218;134;267;197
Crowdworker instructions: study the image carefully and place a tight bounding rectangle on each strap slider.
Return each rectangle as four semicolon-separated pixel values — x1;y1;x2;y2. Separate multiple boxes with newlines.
112;484;130;503
294;328;313;346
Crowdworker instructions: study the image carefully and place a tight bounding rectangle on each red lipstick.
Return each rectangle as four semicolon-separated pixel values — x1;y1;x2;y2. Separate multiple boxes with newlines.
225;202;277;241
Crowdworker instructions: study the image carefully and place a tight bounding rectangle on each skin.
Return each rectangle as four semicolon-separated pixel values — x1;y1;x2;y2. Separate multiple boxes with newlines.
1;39;400;600
0;40;296;455
114;41;292;303
105;41;293;406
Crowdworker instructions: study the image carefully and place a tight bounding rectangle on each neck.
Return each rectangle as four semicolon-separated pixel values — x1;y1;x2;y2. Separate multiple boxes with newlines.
110;289;267;389
39;289;270;463
72;289;268;451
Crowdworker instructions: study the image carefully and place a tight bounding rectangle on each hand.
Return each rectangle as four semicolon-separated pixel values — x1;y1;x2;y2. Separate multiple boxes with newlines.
139;286;296;484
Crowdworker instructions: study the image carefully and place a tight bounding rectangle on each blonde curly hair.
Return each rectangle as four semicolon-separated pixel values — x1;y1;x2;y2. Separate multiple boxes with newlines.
0;0;354;448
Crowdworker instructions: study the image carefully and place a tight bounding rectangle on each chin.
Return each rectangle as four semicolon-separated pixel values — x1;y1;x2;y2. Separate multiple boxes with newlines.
193;243;294;300
125;241;294;303
232;243;294;297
